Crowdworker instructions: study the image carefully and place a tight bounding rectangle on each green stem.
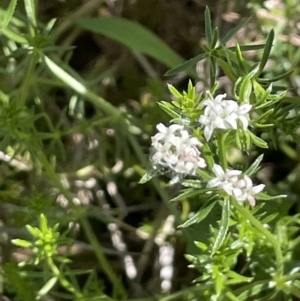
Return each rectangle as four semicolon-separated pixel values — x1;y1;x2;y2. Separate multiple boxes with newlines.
80;218;127;299
233;199;284;278
217;132;227;169
47;257;82;298
37;151;127;299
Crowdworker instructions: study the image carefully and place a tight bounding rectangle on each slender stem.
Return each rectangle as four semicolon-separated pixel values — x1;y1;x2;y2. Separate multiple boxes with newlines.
47;257;82;298
37;151;127;298
217;132;227;169
233;199;284;278
80;218;127;298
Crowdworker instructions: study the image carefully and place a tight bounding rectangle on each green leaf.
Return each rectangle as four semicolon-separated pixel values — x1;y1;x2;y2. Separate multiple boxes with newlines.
225;291;240;301
228;44;266;52
248;132;268;148
24;0;37;28
11;239;32;248
170;189;202;202
255;193;287;201
211;27;219;49
0;26;27;44
37;277;58;299
39;213;48;233
220;16;252;45
158;101;181;119
167;84;182;99
0;0;18;30
236;43;247;74
26;225;40;237
226;270;253;284
179;201;216;228
217;58;237;82
236;281;270;300
165;53;207;76
253;122;274;128
239;76;252;102
204;6;213;44
139;168;161;184
244;154;264;176
257;69;294;83
75;17;183;69
211;197;230;256
181;180;203;188
290;285;300;298
257;29;274;76
260;212;278;224
282;96;300;104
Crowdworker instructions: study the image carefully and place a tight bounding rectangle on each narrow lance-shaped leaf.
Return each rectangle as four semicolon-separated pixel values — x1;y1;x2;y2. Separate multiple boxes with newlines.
158;101;181;119
24;0;37;28
0;0;18;30
211;27;219;49
165;53;207;76
236;43;247;74
211;197;230;256
255;193;287;201
257;69;294;83
237;281;270;300
204;6;213;44
226;270;253;284
290;285;300;299
179;201;216;228
228;44;266;52
220;16;252;45
244;154;264;176
217;58;237;82
248;132;268;148
139;168;161;184
170;189;202;202
239;76;252;102
257;29;274;76
37;277;58;299
225;291;240;301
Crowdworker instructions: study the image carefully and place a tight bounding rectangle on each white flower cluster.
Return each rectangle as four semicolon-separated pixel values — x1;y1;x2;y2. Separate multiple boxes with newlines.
207;164;265;206
199;93;252;141
151;123;206;175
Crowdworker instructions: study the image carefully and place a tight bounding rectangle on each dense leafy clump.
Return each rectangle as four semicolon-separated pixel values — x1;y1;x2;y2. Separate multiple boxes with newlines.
1;1;300;301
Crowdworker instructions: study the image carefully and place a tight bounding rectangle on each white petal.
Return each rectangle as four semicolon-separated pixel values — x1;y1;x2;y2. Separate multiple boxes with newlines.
226;169;242;178
247;195;256;207
237;115;249;129
207;178;221;188
204;126;213;141
252;184;265;194
197;157;207;168
212;164;225;178
222;182;234;195
239;104;252;114
224;116;238;129
214;93;227;103
199;115;210;125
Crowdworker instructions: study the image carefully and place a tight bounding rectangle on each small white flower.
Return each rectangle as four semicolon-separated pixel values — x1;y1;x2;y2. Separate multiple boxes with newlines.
207;164;264;206
207;164;241;188
151;123;206;175
152;123;184;144
199;93;252;141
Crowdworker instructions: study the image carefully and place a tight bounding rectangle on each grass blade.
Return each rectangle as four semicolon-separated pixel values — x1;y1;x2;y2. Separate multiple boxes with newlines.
75;17;183;69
